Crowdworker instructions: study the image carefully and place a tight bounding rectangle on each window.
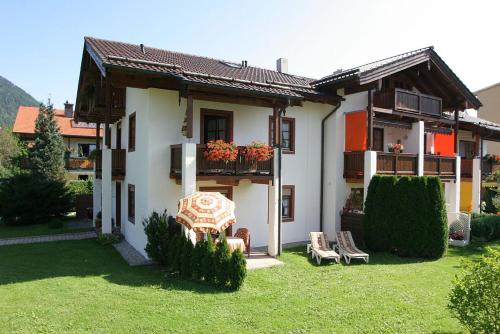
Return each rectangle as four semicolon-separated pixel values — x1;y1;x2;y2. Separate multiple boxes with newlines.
459;140;476;159
373;128;384;152
128;113;136;152
269;117;295;153
282;185;295;222
200;109;233;143
77;143;96;157
128;184;135;223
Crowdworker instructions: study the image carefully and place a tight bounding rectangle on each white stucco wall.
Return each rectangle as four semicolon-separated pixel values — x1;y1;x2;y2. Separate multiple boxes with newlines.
323;91;368;238
107;87;333;254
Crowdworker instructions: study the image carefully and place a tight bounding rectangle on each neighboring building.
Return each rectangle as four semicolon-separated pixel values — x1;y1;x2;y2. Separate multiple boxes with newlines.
13;102;103;179
475;83;500;156
74;37;500;257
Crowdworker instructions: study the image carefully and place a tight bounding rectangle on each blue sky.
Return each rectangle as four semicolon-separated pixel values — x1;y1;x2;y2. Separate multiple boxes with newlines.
1;0;498;108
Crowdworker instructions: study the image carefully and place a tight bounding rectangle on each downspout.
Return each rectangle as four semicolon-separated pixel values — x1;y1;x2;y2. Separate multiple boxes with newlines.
480;137;483;213
320;100;343;232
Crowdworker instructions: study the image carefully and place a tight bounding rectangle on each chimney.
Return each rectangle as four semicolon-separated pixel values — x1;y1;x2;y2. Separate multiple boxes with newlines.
140;43;146;54
64;100;74;118
276;58;288;74
241;60;248;68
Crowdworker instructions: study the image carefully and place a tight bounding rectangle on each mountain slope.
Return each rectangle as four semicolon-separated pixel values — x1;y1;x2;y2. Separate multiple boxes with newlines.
0;75;39;128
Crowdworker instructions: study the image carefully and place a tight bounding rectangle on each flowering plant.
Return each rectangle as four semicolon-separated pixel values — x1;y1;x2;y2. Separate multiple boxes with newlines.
204;140;238;163
241;142;273;162
387;143;404;153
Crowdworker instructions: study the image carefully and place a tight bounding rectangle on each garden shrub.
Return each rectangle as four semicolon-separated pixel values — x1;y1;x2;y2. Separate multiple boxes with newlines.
229;249;247;291
191;240;205;280
67;180;93;209
202;235;216;284
363;175;447;258
0;172;72;225
448;247;499;334
143;211;170;265
180;236;194;278
470;213;500;241
482;187;498;214
214;234;231;287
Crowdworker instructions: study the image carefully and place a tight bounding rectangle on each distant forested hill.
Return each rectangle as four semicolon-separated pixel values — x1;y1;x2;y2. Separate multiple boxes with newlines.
0;75;39;127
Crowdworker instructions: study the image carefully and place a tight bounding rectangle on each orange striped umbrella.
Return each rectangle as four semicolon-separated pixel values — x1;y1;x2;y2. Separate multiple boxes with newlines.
176;192;236;233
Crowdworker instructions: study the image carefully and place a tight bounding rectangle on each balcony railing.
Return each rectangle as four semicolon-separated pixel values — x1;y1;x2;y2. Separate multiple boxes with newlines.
344;151;456;179
423;155;455;178
377;152;418;175
94;149;126;179
65;157;94;170
373;88;442;117
170;144;274;179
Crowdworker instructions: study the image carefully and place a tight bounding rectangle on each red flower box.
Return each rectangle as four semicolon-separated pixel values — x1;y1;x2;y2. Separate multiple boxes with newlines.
204;140;238;163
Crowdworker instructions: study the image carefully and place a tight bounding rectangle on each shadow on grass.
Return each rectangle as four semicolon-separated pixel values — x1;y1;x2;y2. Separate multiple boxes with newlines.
286;241;497;267
0;239;229;294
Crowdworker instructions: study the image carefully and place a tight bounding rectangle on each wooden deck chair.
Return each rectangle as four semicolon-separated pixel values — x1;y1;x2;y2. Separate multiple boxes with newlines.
309;232;340;265
336;231;369;264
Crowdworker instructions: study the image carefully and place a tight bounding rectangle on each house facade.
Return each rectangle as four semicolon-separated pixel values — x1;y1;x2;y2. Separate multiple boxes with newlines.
74;37;500;258
13;103;103;180
474;83;500;155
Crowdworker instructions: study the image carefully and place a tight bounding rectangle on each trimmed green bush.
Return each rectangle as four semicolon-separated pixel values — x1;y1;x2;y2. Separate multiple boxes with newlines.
0;172;72;225
191;240;205;280
471;213;500;241
180;237;194;278
229;249;247;291
48;218;64;229
143;211;170;265
363;175;447;258
202;235;216;284
215;234;231;287
448;247;500;334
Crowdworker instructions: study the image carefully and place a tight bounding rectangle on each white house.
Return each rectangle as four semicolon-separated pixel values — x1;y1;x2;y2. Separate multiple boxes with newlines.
74;38;500;258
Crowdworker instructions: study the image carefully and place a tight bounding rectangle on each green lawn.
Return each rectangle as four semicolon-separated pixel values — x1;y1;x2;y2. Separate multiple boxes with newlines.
0;240;497;334
0;220;93;239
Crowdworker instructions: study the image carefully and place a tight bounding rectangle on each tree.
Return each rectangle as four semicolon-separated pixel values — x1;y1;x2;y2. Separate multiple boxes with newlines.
0;128;25;177
28;104;65;180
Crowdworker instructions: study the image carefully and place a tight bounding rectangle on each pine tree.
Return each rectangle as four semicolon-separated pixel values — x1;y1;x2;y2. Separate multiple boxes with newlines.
29;104;65;180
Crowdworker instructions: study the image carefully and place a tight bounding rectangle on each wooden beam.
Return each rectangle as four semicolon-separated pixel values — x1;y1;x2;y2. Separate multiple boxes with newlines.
367;89;373;150
95;122;100;149
187;89;288;108
273;106;281;147
186;94;193;138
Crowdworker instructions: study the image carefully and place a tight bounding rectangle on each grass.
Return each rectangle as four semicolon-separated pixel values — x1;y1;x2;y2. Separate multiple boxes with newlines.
0;240;498;334
0;217;93;239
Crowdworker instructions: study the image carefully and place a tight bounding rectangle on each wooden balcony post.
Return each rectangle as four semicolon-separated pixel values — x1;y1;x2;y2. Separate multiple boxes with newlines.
454;108;460;155
367;89;373;150
186;95;193;139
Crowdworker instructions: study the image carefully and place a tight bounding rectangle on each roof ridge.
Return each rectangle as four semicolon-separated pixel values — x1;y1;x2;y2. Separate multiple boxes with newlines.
314;46;433;83
85;36;316;82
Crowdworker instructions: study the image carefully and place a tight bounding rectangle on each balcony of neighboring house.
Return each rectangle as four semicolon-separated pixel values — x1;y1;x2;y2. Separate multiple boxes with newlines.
170;144;274;184
94;149;126;180
65;157;94;171
373;88;442;118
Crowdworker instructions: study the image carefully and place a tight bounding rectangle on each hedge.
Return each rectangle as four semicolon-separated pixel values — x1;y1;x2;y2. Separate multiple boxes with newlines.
143;211;246;290
470;213;500;241
363;175;448;258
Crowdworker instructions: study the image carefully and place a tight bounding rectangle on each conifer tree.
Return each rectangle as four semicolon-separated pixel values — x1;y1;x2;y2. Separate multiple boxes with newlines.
29;103;65;180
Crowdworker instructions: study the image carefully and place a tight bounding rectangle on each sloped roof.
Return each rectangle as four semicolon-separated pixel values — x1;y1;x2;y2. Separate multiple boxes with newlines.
312;47;481;109
85;37;318;99
13;106;102;138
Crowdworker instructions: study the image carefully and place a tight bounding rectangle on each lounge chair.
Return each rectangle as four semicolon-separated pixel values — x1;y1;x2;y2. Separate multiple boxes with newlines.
336;231;369;264
308;232;340;265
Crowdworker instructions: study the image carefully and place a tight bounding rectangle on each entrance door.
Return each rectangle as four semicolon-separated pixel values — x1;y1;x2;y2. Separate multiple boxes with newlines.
116;182;121;227
199;186;233;236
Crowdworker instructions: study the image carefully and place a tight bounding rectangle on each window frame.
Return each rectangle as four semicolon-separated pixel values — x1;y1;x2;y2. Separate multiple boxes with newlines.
128;112;136;152
200;109;234;144
282;185;295;222
269;116;295;154
128;184;135;224
373;127;384;152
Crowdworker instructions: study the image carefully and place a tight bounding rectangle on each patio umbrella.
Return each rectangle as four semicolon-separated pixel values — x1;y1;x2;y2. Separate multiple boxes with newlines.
176;191;236;233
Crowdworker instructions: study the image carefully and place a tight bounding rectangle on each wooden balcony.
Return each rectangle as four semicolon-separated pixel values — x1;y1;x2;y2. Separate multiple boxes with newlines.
461;158;473;178
344;151;418;179
94;149;126;180
423;155;455;179
344;151;456;180
170;144;274;184
373;88;442;117
65;157;94;171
